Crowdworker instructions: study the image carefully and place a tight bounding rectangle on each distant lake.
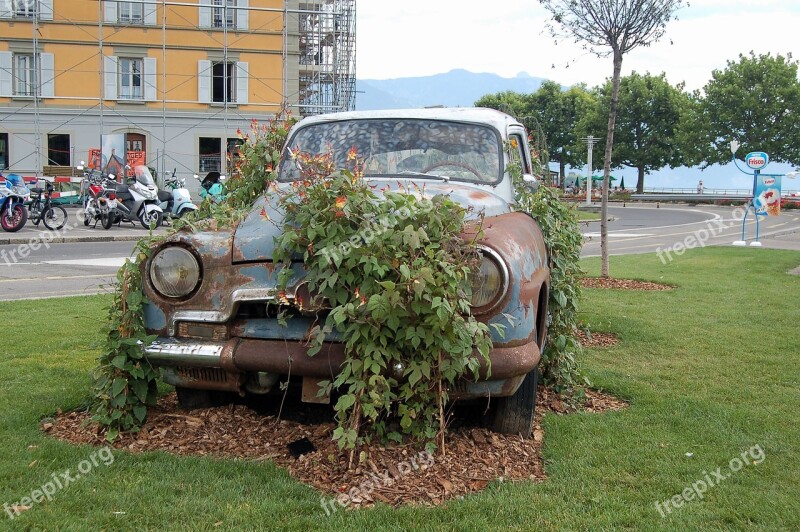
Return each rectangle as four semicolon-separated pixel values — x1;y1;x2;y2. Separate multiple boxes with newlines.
555;161;799;192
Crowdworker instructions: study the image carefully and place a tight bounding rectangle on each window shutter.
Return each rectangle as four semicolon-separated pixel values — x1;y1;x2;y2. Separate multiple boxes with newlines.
236;61;248;104
237;0;248;30
39;0;53;20
198;60;211;103
0;3;11;18
104;55;118;100
0;52;12;96
144;57;157;101
104;0;117;23
144;0;157;25
40;53;54;98
198;5;210;27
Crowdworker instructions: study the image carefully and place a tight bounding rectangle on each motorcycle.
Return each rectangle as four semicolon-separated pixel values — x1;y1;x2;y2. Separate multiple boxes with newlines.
195;171;227;203
108;165;164;229
0;172;30;232
159;169;198;223
78;164;117;230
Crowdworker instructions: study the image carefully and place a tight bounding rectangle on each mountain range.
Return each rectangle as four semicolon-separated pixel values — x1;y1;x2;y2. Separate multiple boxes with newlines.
355;69;549;110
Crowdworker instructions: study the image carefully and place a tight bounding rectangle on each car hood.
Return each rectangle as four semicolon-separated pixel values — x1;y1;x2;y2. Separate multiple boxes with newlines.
231;179;511;263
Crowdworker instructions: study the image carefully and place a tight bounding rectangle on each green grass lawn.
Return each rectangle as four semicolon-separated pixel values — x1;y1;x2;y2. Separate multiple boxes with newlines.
1;247;798;530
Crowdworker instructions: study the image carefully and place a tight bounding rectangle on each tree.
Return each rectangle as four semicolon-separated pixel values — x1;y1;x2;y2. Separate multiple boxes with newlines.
582;72;690;193
530;81;595;181
540;0;686;278
700;52;800;166
476;83;595;183
474;90;531;118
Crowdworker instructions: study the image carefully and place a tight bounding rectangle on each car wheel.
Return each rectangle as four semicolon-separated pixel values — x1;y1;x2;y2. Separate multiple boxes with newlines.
485;367;538;437
175;387;232;410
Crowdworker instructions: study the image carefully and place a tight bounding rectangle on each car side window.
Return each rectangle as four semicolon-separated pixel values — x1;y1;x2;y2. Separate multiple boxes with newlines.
508;132;532;175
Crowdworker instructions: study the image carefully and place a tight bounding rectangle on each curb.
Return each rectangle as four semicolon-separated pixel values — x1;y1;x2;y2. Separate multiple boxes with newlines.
0;233;165;245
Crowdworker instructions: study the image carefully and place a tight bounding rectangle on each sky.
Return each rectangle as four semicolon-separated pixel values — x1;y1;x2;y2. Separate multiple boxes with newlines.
356;0;800;93
356;1;800;190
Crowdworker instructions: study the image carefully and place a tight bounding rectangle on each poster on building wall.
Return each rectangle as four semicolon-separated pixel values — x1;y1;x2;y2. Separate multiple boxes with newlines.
127;150;146;177
101;134;126;180
87;148;102;170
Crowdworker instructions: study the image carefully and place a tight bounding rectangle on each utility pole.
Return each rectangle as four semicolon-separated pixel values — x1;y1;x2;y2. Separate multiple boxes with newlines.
580;135;599;205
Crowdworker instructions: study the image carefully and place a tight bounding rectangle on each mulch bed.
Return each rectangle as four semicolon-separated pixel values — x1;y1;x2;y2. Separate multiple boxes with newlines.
43;386;627;509
581;277;674;290
575;329;619;348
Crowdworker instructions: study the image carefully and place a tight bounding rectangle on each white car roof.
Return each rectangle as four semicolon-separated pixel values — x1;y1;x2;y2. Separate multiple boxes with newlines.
295;107;523;134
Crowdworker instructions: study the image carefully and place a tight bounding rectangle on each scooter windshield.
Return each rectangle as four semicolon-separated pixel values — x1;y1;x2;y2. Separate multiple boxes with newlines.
134;166;156;187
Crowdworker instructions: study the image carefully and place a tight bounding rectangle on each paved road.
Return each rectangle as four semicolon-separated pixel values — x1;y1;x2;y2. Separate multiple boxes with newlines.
1;203;798;301
581;204;800;257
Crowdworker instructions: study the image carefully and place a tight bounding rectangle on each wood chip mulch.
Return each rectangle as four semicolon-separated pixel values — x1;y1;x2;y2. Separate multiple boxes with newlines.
575;329;619;348
581;277;674;290
43;386;626;509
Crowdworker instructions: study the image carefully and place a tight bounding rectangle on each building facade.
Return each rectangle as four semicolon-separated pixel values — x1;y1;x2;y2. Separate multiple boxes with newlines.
0;0;355;186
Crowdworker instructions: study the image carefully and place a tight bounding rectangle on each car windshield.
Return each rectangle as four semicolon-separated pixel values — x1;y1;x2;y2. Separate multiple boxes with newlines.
279;118;503;184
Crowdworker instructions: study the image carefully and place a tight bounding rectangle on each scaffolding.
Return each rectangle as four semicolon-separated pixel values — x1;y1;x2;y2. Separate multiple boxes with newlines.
286;0;356;116
0;0;357;178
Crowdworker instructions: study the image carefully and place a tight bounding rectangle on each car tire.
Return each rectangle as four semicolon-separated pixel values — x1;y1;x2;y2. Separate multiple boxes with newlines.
485;367;538;437
175;387;232;410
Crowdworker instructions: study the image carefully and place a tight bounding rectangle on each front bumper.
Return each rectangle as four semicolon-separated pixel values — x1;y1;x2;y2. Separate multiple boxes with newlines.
144;336;541;399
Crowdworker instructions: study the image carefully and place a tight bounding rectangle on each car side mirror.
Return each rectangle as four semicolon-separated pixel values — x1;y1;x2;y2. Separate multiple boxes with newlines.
522;174;539;192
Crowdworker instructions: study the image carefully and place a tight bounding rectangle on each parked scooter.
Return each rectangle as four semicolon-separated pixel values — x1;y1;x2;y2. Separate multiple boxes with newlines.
0;172;30;232
78;163;117;230
108;165;164;229
195;171;227;203
159;169;198;223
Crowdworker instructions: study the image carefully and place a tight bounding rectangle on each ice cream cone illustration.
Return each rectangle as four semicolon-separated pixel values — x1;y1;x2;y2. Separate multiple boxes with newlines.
763;189;780;216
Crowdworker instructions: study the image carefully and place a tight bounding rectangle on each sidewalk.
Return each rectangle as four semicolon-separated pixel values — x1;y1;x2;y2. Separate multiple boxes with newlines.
0;211;171;245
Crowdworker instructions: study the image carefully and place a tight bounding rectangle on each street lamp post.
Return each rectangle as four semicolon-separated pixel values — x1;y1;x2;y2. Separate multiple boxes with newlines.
580;135;599;205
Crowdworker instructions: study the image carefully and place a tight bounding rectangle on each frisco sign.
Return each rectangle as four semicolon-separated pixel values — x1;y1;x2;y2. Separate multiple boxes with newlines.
745;151;769;170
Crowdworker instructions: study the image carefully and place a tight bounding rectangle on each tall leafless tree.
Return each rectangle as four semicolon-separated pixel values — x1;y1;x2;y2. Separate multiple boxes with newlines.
540;0;686;277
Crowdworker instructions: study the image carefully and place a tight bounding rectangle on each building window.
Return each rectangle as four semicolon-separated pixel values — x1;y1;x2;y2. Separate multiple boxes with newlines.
47;134;70;166
13;0;36;17
0;134;8;169
119;1;144;23
212;0;236;28
119;58;143;100
212;62;235;103
14;54;38;96
199;137;221;173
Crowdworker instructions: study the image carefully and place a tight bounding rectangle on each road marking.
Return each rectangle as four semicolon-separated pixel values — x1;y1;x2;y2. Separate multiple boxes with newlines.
44;257;128;267
0;274;114;283
584;232;653;238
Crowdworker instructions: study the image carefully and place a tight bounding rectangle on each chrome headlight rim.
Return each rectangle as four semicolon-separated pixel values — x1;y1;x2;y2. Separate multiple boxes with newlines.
470;245;509;315
148;244;203;300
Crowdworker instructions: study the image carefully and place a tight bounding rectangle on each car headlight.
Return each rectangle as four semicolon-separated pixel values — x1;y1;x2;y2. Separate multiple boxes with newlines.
150;246;201;298
470;248;508;314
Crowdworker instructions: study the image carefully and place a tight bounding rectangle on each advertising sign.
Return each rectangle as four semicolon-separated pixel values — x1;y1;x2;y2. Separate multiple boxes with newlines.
745;151;769;170
101;134;126;179
126;150;146;177
87;148;102;170
753;175;782;217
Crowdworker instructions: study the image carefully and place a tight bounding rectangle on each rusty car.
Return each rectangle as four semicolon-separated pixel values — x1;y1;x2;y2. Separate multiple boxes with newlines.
142;108;550;436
